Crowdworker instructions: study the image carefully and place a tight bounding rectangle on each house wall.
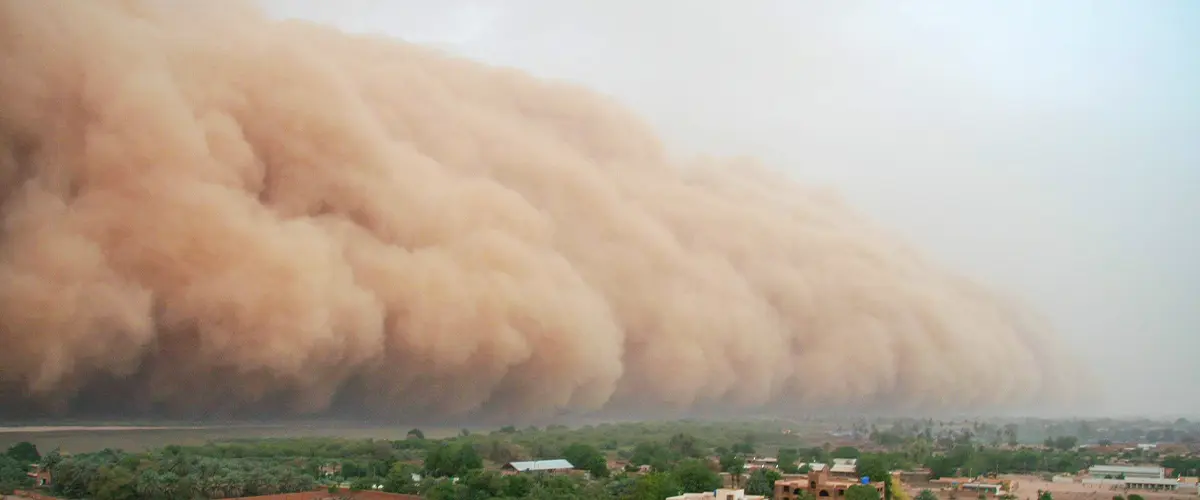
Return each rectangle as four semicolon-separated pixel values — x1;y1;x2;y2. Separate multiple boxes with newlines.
775;469;885;500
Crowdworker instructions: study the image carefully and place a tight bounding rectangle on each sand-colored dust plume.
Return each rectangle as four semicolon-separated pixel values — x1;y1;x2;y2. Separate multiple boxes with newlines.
0;0;1082;421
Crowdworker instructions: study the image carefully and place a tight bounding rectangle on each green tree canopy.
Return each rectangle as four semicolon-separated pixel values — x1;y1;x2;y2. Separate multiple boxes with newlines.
847;484;881;500
0;455;33;495
669;433;702;458
673;459;721;493
630;442;676;471
746;468;783;496
856;455;890;482
833;446;862;459
630;472;681;500
563;443;609;478
5;442;39;463
423;442;483;478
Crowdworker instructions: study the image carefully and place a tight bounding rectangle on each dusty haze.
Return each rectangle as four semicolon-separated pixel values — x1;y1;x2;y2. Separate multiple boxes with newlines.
0;0;1083;422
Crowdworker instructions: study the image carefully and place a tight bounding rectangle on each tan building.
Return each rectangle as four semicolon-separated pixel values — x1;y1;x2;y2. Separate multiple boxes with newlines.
775;465;885;500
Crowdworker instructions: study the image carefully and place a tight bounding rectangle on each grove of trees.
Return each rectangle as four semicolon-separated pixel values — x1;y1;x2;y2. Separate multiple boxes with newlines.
0;416;1194;499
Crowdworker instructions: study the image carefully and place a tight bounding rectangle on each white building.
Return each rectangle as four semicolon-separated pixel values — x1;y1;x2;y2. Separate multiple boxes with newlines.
501;459;574;474
1088;465;1165;480
668;488;766;500
1085;465;1181;492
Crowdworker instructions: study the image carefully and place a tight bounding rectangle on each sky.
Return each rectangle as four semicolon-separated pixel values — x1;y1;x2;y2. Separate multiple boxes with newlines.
259;0;1199;417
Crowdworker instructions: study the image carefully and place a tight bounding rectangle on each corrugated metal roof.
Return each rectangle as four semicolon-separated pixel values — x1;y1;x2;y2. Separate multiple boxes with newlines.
1089;465;1164;475
506;459;574;471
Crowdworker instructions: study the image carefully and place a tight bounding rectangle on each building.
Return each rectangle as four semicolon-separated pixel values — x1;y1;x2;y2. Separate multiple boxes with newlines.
746;457;779;470
830;459;858;477
26;464;52;487
895;469;934;489
501;459;574;475
775;464;885;499
1085;465;1183;491
930;477;1011;496
1119;477;1182;492
668;488;766;500
318;463;342;477
1087;465;1166;480
958;482;1004;495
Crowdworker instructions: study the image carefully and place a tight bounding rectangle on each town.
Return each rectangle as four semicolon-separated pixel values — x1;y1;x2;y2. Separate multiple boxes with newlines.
2;417;1197;500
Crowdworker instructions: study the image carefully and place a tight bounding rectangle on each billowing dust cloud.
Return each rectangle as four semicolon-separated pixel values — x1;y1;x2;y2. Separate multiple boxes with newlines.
0;0;1081;421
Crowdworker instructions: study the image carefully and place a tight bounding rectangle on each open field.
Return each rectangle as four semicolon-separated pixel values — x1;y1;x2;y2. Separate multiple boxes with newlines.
901;475;1199;500
1002;475;1199;500
0;424;463;454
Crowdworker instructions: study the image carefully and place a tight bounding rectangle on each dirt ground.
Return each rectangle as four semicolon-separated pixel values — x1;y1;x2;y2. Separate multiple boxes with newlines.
904;475;1197;500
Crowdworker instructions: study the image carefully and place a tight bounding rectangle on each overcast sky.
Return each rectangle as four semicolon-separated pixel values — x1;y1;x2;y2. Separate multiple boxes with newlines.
261;0;1199;417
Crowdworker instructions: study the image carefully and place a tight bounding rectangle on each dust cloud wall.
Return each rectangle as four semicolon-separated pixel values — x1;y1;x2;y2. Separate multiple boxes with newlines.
0;0;1083;422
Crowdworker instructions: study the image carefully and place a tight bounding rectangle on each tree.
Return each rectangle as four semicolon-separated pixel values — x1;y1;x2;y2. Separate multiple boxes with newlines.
0;455;33;494
1038;491;1053;500
746;468;783;497
720;453;745;487
563;443;608;478
1127;495;1144;500
92;465;137;500
856;456;889;483
5;442;39;463
350;476;378;491
673;459;721;493
406;428;425;440
1054;436;1078;451
778;448;801;473
388;462;422;494
733;441;757;455
631;472;681;500
669;434;701;458
502;473;534;498
832;446;861;459
917;489;939;500
423;443;482;477
847;484;881;500
889;477;911;500
1002;424;1019;446
630;442;675;472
